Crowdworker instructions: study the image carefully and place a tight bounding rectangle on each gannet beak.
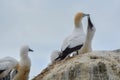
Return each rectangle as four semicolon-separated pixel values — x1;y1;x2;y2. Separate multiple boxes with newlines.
83;13;90;17
88;16;93;29
29;48;34;52
0;70;5;74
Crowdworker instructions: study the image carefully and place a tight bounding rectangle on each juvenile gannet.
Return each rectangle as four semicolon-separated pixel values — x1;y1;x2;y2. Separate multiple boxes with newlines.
78;16;96;54
12;45;33;80
0;57;18;79
0;45;33;80
55;12;89;61
50;50;60;63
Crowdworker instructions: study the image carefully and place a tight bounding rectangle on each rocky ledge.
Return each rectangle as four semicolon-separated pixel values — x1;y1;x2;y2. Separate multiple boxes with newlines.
33;50;120;80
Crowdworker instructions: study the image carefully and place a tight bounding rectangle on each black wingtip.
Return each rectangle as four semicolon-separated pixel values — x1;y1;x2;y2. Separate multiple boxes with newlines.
55;56;60;61
88;16;93;28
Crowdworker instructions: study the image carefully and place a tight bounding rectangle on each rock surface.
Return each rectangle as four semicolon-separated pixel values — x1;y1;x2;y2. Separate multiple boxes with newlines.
32;50;120;80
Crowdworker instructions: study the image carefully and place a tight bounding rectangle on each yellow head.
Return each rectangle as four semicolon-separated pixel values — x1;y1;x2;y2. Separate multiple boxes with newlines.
74;12;89;27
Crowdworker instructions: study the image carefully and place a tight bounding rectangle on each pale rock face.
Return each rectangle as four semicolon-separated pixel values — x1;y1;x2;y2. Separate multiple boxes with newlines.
33;50;120;80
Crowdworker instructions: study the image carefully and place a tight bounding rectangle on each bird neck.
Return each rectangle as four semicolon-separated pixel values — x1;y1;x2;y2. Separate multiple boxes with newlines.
83;39;92;51
20;52;31;67
83;30;95;51
20;52;28;59
73;23;84;33
75;21;83;28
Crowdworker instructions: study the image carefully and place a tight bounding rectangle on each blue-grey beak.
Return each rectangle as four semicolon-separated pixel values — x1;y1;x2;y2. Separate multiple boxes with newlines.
29;48;34;52
83;13;90;17
88;16;93;29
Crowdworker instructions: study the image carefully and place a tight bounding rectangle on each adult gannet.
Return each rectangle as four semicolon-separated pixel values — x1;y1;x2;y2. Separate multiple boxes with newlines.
55;12;89;61
0;45;33;80
78;16;96;54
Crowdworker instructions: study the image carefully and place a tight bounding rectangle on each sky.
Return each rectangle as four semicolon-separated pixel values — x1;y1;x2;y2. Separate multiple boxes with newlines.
0;0;120;79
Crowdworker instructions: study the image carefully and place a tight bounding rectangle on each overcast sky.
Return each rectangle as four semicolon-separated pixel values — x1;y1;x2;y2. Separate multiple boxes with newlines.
0;0;120;79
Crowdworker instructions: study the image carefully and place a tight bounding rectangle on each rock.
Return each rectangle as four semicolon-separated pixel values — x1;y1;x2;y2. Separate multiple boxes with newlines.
32;51;120;80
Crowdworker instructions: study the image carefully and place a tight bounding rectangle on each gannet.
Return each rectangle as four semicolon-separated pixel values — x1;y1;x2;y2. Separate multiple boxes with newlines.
55;12;89;61
0;57;18;80
78;16;96;54
50;50;61;63
0;45;33;80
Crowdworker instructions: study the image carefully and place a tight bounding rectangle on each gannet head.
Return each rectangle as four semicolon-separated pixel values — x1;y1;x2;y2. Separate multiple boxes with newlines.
88;16;96;31
20;45;33;57
74;12;89;27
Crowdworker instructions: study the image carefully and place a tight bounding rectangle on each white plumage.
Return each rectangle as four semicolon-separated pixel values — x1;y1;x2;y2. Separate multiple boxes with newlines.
0;45;33;80
50;50;60;63
61;12;89;51
61;28;85;51
0;57;18;79
78;16;96;54
55;12;89;60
